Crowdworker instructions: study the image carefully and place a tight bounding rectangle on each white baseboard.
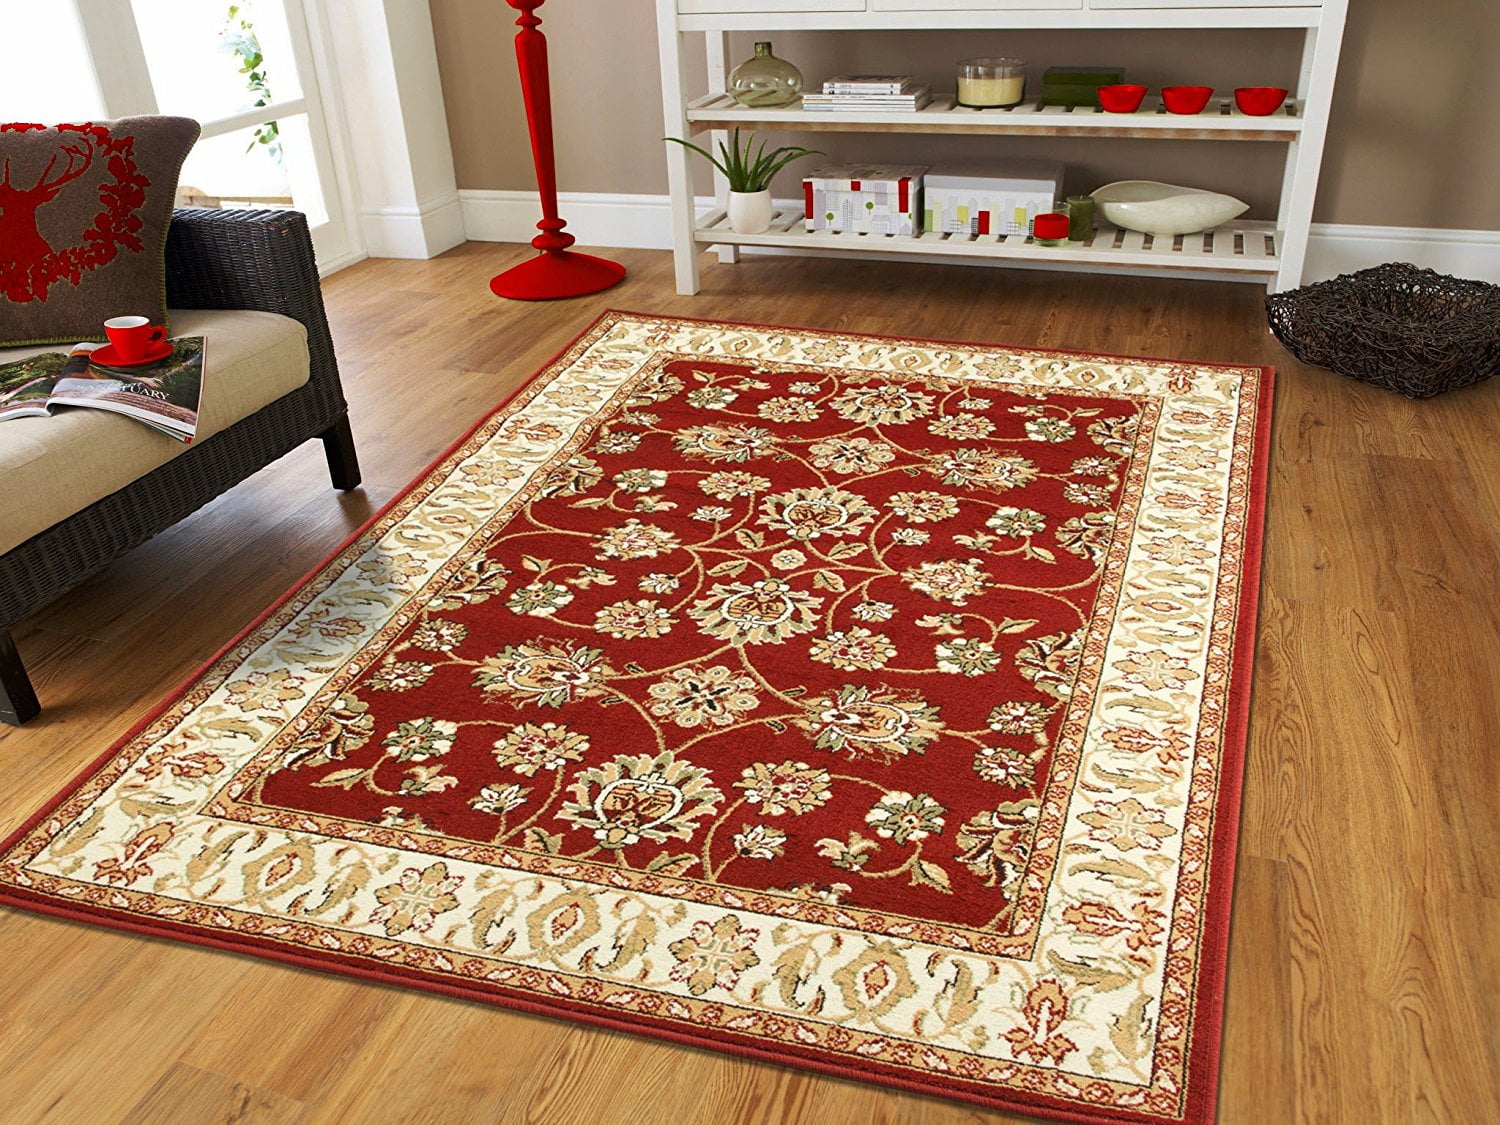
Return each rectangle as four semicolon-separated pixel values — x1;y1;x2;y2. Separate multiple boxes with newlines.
362;191;467;259
459;189;704;249
316;248;368;278
459;189;1500;285
1306;223;1500;284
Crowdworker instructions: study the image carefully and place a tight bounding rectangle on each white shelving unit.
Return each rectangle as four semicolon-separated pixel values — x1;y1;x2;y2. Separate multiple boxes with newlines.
655;0;1349;295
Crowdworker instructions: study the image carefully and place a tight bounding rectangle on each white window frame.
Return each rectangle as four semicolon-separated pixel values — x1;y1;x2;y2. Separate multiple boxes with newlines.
70;0;365;274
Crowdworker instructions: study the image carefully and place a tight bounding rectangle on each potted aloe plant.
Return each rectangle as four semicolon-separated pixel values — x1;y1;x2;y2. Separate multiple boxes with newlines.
667;129;822;235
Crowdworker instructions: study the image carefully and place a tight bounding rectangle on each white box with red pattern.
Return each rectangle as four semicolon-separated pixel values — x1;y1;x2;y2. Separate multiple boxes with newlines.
802;164;927;237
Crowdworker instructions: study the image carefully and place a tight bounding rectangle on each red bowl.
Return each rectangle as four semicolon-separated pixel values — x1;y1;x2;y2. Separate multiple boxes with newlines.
1097;84;1148;113
1161;85;1214;115
1235;86;1290;115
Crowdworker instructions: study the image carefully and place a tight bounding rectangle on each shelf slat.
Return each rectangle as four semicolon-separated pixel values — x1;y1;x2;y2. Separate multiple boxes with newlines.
687;93;1302;141
694;209;1281;275
679;10;1326;35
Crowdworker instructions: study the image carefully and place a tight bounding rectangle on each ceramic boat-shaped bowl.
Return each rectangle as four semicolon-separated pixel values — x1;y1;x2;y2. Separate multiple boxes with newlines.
1090;180;1248;237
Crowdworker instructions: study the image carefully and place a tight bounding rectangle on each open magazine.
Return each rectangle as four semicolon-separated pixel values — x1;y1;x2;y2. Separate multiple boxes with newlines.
0;337;205;442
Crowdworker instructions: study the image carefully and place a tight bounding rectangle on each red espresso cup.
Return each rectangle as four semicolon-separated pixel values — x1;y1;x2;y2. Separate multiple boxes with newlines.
103;315;166;362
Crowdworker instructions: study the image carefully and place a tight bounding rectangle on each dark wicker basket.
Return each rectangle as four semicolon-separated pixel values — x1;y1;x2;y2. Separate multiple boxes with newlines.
1265;262;1500;398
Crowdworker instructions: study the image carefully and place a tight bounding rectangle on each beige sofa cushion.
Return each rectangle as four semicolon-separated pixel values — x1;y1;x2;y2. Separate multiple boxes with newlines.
0;309;310;555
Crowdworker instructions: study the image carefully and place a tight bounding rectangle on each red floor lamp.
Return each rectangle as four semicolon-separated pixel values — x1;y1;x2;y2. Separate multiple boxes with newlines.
490;0;627;301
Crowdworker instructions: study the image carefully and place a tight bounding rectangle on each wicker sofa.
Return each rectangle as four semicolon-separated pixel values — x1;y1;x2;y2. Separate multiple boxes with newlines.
0;208;360;725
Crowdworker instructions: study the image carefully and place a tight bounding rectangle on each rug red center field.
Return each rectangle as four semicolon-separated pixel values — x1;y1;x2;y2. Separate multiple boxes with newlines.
0;313;1272;1125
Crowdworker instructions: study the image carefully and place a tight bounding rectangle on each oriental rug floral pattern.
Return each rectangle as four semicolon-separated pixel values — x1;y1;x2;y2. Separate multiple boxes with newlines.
0;313;1270;1125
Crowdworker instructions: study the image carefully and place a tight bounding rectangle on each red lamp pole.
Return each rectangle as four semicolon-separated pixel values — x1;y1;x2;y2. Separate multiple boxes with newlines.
489;0;626;300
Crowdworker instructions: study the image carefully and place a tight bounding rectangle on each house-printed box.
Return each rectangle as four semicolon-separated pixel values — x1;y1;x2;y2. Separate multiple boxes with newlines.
803;164;927;236
924;160;1065;237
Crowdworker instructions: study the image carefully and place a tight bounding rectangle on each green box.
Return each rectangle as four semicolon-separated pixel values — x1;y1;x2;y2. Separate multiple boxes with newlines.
1039;83;1116;107
1042;66;1126;87
1040;67;1127;107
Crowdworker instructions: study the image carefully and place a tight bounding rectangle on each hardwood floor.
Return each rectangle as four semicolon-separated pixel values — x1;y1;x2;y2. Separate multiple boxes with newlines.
2;242;1496;1124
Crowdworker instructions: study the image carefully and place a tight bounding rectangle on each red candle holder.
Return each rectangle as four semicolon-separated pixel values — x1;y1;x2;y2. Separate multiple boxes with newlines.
1032;212;1072;243
490;0;626;301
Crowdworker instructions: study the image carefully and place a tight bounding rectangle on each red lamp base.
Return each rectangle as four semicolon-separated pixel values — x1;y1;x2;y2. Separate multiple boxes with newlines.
489;248;627;301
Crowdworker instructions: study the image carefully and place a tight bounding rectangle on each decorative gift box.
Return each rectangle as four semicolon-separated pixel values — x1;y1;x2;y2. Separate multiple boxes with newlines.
923;160;1064;237
1040;65;1126;107
803;164;927;236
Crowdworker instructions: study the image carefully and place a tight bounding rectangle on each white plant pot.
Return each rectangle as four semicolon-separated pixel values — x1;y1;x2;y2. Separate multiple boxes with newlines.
1090;180;1249;238
727;189;773;235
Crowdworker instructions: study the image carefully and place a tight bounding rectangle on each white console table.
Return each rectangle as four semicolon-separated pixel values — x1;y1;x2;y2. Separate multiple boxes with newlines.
655;0;1348;295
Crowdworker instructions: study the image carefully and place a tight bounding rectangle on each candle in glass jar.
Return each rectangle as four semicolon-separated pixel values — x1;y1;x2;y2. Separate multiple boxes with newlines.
958;74;1025;106
957;58;1026;108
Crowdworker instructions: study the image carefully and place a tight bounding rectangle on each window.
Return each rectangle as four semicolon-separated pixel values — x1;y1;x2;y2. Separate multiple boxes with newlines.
0;3;103;122
2;0;356;271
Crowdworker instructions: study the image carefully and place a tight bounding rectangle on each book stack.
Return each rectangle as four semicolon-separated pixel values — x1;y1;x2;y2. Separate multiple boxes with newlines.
802;75;933;113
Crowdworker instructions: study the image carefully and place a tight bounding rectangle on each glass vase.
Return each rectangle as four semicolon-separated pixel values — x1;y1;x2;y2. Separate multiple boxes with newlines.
729;42;803;108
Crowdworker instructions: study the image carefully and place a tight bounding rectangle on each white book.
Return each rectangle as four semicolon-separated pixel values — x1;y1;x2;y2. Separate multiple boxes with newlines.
803;95;932;112
803;91;931;106
821;74;914;94
808;85;930;97
822;85;915;95
804;95;928;104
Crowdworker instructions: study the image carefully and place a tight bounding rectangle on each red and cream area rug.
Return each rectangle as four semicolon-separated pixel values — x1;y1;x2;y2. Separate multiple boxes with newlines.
0;312;1271;1124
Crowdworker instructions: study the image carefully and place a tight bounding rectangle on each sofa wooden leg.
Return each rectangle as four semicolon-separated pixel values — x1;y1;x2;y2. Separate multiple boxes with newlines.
320;414;362;491
0;629;40;726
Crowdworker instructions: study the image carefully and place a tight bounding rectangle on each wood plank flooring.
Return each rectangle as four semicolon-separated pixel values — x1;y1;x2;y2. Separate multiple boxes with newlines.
2;242;1496;1124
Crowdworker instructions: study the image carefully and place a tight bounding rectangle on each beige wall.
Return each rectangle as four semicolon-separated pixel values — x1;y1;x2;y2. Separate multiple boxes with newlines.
431;0;1500;229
